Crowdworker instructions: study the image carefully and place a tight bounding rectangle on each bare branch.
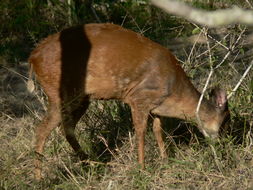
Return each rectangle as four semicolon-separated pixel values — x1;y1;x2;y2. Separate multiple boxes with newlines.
151;0;253;28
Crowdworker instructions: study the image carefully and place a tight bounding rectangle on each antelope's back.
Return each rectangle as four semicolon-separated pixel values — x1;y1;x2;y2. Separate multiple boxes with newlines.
29;23;182;100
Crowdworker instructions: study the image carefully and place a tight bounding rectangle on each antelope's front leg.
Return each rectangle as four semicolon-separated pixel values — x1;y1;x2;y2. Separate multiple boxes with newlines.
153;117;167;159
130;108;149;169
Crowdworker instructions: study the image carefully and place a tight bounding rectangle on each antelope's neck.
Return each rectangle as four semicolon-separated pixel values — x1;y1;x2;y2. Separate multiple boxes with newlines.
151;85;216;123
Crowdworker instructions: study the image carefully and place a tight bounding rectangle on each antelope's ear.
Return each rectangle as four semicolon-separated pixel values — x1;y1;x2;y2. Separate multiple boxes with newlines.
210;87;227;111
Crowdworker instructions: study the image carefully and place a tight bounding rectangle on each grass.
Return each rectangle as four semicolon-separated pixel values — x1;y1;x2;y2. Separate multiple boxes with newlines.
1;0;253;189
0;112;252;189
0;63;252;189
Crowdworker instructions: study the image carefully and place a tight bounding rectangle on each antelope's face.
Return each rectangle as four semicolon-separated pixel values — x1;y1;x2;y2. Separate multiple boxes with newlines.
201;87;230;139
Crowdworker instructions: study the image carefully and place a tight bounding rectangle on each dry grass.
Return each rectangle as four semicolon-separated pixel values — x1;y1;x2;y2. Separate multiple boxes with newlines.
0;110;252;189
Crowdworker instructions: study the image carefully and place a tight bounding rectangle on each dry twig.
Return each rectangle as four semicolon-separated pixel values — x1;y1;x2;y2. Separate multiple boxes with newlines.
227;60;253;99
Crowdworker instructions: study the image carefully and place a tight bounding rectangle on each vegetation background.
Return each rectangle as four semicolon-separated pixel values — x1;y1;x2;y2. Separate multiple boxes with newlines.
0;0;252;189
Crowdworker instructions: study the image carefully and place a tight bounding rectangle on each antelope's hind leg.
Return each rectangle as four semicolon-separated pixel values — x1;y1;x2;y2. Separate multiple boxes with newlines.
61;98;89;161
34;103;61;180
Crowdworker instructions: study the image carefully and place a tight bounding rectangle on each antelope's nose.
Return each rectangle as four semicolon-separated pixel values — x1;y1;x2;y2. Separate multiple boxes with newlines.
201;129;218;139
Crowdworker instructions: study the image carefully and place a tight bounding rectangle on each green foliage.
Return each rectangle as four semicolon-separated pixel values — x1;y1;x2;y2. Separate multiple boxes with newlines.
0;0;183;63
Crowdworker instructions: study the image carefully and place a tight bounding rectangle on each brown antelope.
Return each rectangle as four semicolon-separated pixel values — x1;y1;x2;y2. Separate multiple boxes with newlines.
29;23;229;179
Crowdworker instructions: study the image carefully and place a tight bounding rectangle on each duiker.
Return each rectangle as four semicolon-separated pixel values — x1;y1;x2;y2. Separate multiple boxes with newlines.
29;23;229;179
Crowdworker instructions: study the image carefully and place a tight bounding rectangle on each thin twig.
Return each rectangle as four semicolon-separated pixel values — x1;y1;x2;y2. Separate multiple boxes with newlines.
60;160;82;188
187;29;205;63
192;23;229;50
195;34;230;59
214;51;231;69
98;136;118;162
214;27;246;69
195;29;213;127
91;0;101;23
231;27;246;50
228;60;253;99
1;65;29;80
121;13;128;26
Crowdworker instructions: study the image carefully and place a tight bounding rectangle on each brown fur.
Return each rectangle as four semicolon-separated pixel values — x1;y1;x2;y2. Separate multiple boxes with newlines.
29;23;229;179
